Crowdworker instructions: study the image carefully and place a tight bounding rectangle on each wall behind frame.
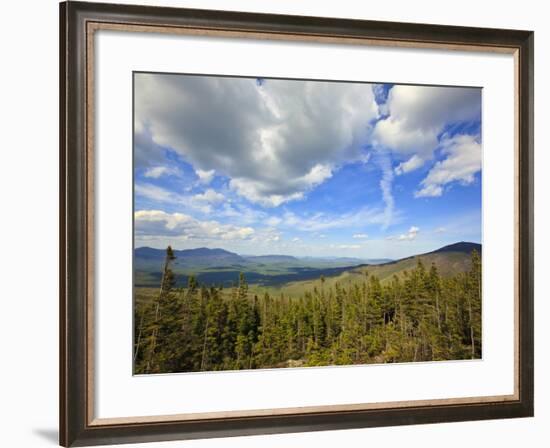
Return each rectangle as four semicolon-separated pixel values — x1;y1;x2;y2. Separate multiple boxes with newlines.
0;0;545;447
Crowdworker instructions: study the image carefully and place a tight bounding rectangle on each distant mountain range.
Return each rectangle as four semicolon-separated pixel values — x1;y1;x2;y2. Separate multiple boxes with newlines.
134;242;481;288
134;246;391;272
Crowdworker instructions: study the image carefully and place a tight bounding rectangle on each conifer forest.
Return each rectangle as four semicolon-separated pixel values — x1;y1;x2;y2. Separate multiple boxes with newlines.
134;246;482;374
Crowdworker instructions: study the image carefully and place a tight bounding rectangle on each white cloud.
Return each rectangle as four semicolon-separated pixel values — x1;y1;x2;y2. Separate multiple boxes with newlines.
222;227;255;240
134;210;254;241
373;85;481;160
435;227;446;234
372;85;481;202
218;203;264;223
135;74;378;206
353;233;369;239
263;233;281;243
134;125;165;168
192;189;225;204
415;184;443;198
233;225;284;246
135;183;179;203
393;226;420;241
143;165;180;179
229;163;334;207
394;154;424;175
135;183;223;214
415;134;481;198
228;178;305;207
265;216;282;227
196;169;215;185
281;207;391;233
292;237;301;242
359;153;371;164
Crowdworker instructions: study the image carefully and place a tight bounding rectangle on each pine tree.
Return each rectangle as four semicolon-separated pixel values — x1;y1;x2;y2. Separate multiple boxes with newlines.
141;246;177;373
134;249;483;374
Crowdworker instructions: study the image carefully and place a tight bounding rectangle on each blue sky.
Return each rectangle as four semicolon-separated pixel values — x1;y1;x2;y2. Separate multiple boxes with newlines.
134;73;481;259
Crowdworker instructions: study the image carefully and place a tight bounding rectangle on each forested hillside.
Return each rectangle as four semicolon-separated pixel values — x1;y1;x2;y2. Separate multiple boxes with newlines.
134;246;482;374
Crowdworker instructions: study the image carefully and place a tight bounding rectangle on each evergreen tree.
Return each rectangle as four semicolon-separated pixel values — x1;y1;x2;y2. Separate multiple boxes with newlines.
134;247;483;374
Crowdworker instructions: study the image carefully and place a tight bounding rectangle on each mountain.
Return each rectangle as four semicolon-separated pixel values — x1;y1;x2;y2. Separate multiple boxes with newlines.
135;246;243;261
276;242;482;297
171;247;244;264
381;241;481;267
134;246;369;287
134;242;481;289
429;241;481;255
134;247;245;275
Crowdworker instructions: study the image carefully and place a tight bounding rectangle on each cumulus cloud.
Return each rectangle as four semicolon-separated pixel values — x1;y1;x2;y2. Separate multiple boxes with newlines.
228;179;304;208
134;125;166;168
143;165;180;179
415;184;443;198
353;233;369;239
135;183;179;203
265;216;282;227
192;189;225;204
395;154;424;175
135;73;378;207
399;226;420;241
373;85;481;161
415;134;481;198
135;210;254;241
135;183;224;214
196;169;215;185
218;203;270;226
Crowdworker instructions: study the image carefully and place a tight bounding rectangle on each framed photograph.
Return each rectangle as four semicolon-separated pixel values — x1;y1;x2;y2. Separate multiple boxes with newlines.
60;1;534;446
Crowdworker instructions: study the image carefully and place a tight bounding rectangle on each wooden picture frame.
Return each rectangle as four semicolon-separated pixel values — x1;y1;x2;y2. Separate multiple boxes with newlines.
60;1;534;446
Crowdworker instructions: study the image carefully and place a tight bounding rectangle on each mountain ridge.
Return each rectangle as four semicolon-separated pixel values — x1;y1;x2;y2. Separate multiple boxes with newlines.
430;241;481;255
134;241;481;263
134;242;481;288
134;246;386;264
